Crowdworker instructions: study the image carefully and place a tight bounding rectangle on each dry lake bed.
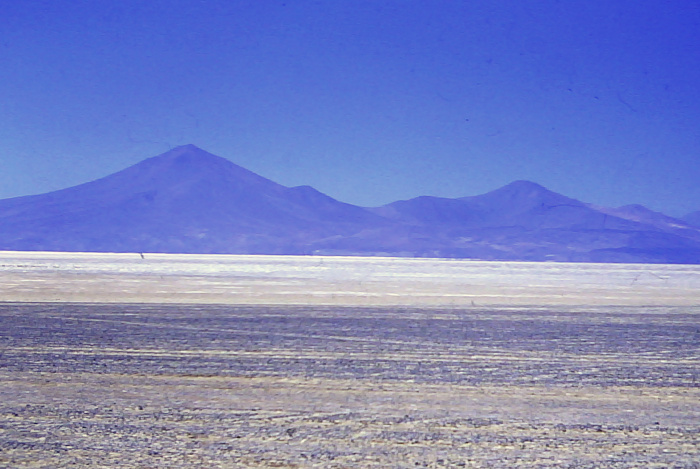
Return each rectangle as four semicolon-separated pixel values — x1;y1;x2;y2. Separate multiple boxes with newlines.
1;252;699;467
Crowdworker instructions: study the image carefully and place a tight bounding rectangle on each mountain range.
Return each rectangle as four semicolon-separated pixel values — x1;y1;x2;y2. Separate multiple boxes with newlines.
2;144;699;264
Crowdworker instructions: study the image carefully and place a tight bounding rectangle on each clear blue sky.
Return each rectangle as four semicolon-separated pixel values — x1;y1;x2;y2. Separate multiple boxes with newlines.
2;0;699;216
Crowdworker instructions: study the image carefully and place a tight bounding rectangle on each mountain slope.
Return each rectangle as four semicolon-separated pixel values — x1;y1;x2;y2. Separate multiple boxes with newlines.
367;181;700;262
0;145;385;253
1;144;700;263
375;181;633;230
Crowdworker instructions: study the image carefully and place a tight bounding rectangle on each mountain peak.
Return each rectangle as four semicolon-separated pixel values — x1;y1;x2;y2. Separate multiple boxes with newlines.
463;180;579;210
173;143;201;151
505;180;547;190
126;144;282;192
150;144;229;165
599;203;700;232
497;180;555;197
162;144;217;159
2;146;700;263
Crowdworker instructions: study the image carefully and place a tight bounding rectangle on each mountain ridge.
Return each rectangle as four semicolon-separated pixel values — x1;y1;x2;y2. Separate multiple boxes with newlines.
1;144;699;263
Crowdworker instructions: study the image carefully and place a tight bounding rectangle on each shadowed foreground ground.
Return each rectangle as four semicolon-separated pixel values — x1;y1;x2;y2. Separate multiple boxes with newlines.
1;303;698;468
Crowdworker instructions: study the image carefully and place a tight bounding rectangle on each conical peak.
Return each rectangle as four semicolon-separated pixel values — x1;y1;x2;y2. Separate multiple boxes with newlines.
173;143;201;151
459;179;584;214
500;180;550;195
157;144;226;164
168;143;216;156
495;180;570;200
142;144;269;178
138;145;284;191
459;180;550;201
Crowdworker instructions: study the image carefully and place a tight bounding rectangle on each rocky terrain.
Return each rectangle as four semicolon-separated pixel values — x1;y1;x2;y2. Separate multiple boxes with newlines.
1;303;698;468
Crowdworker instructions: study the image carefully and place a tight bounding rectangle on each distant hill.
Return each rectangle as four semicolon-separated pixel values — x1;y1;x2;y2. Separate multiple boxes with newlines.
367;180;700;263
2;144;700;263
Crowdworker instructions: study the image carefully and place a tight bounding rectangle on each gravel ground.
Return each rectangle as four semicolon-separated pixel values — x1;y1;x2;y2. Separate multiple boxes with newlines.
1;303;699;468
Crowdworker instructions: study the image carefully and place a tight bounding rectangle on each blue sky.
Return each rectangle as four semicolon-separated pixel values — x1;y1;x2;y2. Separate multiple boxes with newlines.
2;0;699;216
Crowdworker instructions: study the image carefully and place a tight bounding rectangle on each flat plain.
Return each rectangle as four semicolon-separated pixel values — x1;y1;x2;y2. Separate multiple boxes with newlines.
1;252;699;467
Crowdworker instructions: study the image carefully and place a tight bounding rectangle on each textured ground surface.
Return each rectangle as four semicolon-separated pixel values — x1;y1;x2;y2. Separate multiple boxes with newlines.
1;303;698;468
